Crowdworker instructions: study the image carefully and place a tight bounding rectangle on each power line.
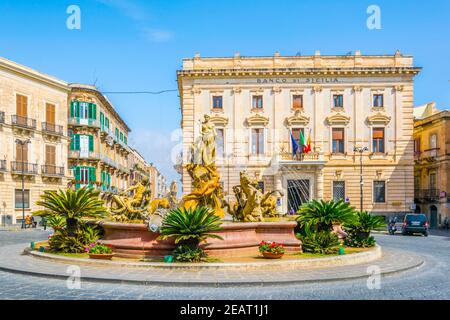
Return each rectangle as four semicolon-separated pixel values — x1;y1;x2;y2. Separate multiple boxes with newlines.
101;89;178;95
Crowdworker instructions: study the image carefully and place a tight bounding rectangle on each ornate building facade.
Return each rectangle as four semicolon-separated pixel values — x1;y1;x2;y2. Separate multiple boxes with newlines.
413;104;450;227
177;51;420;217
68;84;131;194
0;57;70;225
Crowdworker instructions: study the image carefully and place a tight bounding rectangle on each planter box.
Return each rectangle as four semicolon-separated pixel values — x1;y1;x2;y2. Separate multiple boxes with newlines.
262;252;284;259
89;253;114;260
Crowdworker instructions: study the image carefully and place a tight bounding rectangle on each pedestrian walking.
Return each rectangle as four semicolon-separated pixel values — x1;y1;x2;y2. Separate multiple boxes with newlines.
444;217;449;231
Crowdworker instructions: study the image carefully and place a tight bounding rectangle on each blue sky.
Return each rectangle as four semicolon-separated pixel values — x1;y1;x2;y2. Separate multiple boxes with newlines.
1;0;449;183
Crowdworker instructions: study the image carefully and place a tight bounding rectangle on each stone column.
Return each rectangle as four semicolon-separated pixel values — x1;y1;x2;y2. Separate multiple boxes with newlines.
394;85;404;161
274;171;284;214
272;86;281;156
353;85;362;150
316;167;324;200
313;86;323;151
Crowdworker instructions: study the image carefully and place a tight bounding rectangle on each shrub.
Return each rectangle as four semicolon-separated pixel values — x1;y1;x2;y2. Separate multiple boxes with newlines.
34;188;108;236
301;231;340;255
296;200;357;235
172;245;207;263
158;207;223;248
48;224;101;253
344;211;385;248
46;216;66;230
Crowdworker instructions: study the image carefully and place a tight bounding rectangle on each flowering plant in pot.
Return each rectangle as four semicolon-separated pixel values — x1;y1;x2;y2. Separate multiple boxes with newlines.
85;242;114;260
259;241;285;259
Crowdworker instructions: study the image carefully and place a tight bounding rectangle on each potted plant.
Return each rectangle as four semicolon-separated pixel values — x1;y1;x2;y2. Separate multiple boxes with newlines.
259;241;285;259
85;242;114;260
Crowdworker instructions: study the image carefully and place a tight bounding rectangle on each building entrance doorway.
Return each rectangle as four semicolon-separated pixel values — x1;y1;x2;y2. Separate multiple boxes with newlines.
287;179;310;214
430;205;438;228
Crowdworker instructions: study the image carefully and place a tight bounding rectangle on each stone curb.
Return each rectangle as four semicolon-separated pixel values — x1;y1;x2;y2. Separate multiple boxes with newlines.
25;245;383;270
0;243;425;287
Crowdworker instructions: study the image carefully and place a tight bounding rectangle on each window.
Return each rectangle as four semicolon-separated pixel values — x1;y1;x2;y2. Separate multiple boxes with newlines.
252;95;263;109
414;138;421;153
333;181;345;201
216;128;224;158
46;103;55;124
373;94;384;108
374;181;386;203
16;94;28;117
292;95;303;109
373;128;385;153
332;128;345;154
74;166;96;188
251;128;264;155
45;145;56;166
15;189;30;209
333;94;343;109
115;128;119;140
15;142;28;163
429;173;437;191
212;96;223;109
429;134;437;149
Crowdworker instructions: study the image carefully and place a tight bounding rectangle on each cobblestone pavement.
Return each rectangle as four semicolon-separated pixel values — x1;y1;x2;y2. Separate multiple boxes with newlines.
0;230;449;299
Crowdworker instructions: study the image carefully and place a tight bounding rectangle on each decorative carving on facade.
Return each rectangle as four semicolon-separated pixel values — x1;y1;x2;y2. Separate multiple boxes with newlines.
209;115;229;127
245;114;270;127
285;109;310;127
325;111;351;126
367;111;391;125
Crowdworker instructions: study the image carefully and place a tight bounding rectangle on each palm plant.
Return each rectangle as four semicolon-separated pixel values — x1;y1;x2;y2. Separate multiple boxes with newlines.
46;216;66;231
158;207;223;248
34;187;108;236
344;211;386;247
296;199;357;234
301;230;340;255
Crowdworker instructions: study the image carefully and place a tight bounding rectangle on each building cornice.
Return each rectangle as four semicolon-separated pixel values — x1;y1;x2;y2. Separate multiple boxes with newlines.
0;56;69;92
69;84;131;133
414;110;450;128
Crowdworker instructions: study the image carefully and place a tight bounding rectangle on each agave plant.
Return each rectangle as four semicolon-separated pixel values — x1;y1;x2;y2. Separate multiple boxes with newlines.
158;207;223;248
296;199;357;233
34;187;108;236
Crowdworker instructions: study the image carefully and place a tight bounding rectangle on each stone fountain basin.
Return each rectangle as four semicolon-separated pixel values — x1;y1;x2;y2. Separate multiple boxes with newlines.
99;221;302;259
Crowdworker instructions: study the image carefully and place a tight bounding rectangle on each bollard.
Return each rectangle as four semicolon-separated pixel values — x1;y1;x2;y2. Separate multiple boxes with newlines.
30;242;35;250
164;255;173;263
38;246;45;253
338;247;345;255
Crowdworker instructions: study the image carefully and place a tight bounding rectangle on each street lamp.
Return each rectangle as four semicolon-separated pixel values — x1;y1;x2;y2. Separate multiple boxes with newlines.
354;146;368;213
15;139;31;229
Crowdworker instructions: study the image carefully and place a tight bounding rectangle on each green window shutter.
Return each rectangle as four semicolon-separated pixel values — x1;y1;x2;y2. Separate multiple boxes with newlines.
74;167;81;190
89;167;96;183
92;104;97;120
88;135;94;152
115;128;119;139
107;173;111;186
120;132;123;142
71;134;80;151
70;101;79;118
100;112;104;129
124;136;127;145
105;117;109;129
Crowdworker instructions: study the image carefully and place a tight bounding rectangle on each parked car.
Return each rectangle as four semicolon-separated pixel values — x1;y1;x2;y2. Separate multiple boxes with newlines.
402;214;429;236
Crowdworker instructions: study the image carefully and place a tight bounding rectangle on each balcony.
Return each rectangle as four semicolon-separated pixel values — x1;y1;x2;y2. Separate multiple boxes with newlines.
68;117;100;129
42;122;64;136
0;111;4;124
118;163;131;175
0;160;6;172
41;165;65;177
420;148;440;162
68;150;100;161
100;154;118;170
11;161;38;175
279;151;325;164
11;115;37;130
415;188;440;202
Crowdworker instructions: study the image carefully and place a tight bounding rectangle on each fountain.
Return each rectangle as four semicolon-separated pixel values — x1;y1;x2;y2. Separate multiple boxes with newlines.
100;114;301;259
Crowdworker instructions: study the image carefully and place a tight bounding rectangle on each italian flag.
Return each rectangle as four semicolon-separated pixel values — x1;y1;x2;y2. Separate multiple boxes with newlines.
303;129;312;154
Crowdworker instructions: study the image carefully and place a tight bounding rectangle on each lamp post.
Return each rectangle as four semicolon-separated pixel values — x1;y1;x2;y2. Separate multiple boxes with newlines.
354;146;368;213
15;139;31;229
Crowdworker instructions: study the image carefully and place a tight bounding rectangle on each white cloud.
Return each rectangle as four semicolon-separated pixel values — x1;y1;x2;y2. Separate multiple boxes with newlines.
143;28;174;43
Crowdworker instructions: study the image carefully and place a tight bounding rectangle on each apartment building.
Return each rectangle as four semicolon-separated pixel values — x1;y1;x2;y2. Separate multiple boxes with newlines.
177;51;420;216
0;57;70;225
413;103;450;227
68;84;131;194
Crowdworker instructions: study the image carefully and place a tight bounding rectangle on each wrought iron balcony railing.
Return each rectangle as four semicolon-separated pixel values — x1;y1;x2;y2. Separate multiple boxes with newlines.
279;151;323;162
41;165;65;176
11;161;38;174
421;148;440;160
68;117;100;128
11;115;37;129
42;122;64;136
414;188;441;201
68;150;100;160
